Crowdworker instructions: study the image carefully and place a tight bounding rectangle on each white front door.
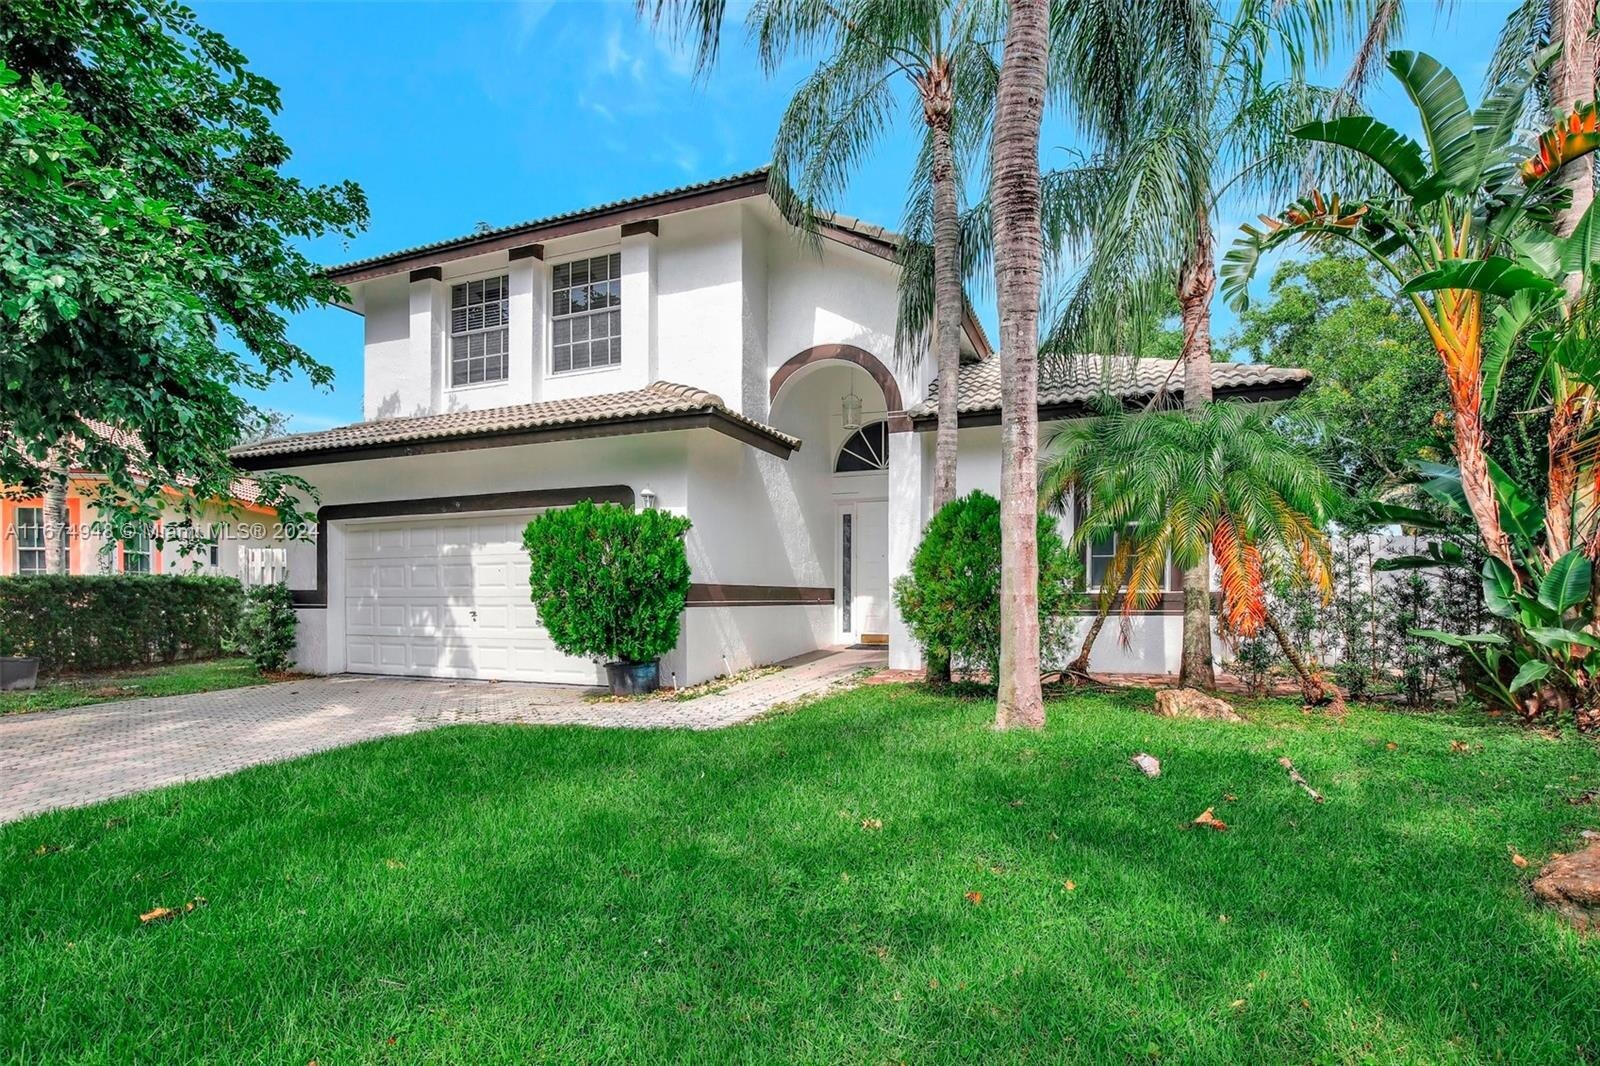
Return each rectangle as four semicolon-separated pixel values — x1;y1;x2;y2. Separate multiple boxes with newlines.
841;501;890;641
342;511;604;685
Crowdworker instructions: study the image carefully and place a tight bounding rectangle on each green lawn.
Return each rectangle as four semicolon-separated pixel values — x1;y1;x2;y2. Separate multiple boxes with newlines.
3;686;1598;1063
0;657;269;715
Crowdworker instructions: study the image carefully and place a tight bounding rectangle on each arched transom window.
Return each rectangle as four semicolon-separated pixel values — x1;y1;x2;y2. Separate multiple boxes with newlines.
835;421;888;473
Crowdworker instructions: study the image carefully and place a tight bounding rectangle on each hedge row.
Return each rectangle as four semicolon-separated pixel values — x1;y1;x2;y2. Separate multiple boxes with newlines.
0;575;245;672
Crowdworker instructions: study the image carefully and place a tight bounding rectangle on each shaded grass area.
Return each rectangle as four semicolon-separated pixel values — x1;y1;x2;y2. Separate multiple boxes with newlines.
0;657;269;716
2;686;1598;1062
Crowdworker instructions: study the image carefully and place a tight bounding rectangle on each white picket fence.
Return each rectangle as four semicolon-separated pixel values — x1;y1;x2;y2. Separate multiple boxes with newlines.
238;546;288;586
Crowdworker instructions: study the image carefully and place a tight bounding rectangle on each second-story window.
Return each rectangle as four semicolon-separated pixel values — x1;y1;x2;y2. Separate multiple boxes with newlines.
450;275;509;387
551;252;622;374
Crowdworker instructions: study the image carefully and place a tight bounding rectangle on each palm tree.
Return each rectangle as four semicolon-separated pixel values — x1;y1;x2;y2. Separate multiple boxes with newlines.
752;1;996;515
639;0;1156;722
1486;3;1599;559
1040;401;1342;701
1036;0;1371;691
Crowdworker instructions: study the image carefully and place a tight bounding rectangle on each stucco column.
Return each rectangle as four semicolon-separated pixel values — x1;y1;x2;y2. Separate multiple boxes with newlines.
407;272;447;413
887;428;925;670
507;258;538;402
620;225;658;386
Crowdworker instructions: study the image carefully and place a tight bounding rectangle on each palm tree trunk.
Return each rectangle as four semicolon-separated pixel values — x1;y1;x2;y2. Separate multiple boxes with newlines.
1546;0;1597;557
43;472;68;575
991;0;1049;730
925;65;963;515
1177;215;1216;689
1067;603;1110;677
1262;608;1335;706
1554;0;1596;249
1546;388;1584;561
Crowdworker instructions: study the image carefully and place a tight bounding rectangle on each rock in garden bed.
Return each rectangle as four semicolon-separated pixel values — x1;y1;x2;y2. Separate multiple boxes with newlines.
1532;842;1600;931
1153;688;1244;722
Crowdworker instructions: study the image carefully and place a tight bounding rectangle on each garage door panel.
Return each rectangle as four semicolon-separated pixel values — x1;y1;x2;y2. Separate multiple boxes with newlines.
341;511;604;685
473;604;511;631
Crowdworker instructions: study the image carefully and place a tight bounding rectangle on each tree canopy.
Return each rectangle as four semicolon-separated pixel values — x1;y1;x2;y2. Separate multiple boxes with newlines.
1228;249;1447;498
0;0;367;524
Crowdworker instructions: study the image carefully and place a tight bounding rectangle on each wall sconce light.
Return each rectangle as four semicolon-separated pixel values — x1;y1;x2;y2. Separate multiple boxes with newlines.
841;388;863;431
639;486;658;510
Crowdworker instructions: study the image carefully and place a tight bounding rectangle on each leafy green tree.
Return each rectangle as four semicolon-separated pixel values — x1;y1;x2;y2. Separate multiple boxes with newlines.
1229;249;1447;497
1223;51;1599;575
893;491;1080;685
0;0;367;543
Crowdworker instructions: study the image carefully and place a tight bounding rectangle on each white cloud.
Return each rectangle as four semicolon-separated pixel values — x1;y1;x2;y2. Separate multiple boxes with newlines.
512;0;558;50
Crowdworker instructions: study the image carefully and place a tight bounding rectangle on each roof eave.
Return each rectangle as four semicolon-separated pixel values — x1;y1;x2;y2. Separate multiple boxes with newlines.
908;378;1311;430
324;169;772;285
232;407;798;470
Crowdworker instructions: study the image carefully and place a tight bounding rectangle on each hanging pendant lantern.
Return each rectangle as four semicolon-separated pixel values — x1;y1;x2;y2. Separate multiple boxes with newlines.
841;386;863;431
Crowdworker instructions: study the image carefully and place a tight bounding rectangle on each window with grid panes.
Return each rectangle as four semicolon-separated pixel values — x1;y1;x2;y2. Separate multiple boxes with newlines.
16;506;45;574
122;525;153;574
450;275;509;387
551;252;622;373
1077;496;1176;591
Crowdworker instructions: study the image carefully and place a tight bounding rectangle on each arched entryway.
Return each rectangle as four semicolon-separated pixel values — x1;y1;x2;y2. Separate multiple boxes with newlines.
769;345;901;645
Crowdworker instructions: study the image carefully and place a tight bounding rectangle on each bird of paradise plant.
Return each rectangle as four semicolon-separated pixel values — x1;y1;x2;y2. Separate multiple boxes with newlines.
1223;50;1600;723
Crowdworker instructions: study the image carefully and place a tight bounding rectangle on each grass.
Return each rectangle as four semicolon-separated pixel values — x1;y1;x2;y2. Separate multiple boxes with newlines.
3;685;1598;1063
0;657;271;715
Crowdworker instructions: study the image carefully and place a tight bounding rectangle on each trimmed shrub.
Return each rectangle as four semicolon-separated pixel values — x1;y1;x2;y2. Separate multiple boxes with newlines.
235;582;299;673
894;491;1082;682
523;501;693;664
0;574;243;672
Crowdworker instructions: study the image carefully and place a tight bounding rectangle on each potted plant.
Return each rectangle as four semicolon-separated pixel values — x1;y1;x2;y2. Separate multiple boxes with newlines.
0;617;38;691
523;500;693;696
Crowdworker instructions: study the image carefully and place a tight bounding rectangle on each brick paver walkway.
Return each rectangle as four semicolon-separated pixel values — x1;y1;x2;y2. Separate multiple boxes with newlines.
0;647;885;824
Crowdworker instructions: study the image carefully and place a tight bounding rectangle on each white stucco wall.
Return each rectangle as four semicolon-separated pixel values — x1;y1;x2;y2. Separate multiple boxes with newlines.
280;424;862;685
361;278;413;420
350;200;928;428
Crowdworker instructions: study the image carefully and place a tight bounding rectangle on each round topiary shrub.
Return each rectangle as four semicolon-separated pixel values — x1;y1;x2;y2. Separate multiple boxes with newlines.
523;501;693;668
893;491;1081;683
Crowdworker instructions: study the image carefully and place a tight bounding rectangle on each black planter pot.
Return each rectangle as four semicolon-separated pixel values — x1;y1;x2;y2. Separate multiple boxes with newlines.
0;656;39;692
605;660;660;696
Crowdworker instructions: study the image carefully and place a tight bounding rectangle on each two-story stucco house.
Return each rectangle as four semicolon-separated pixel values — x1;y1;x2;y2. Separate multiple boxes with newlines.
232;168;1308;686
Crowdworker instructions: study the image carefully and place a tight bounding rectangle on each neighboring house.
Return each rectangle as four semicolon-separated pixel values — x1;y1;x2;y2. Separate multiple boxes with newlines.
1;433;289;581
232;168;1308;685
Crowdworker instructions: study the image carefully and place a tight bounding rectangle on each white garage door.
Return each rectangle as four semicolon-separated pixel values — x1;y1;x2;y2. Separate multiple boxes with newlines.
342;511;604;685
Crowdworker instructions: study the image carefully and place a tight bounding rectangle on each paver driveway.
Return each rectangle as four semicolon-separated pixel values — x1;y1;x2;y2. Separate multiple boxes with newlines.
0;647;884;824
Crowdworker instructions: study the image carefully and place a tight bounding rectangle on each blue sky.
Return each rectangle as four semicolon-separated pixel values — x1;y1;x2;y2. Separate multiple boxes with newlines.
194;0;1516;431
